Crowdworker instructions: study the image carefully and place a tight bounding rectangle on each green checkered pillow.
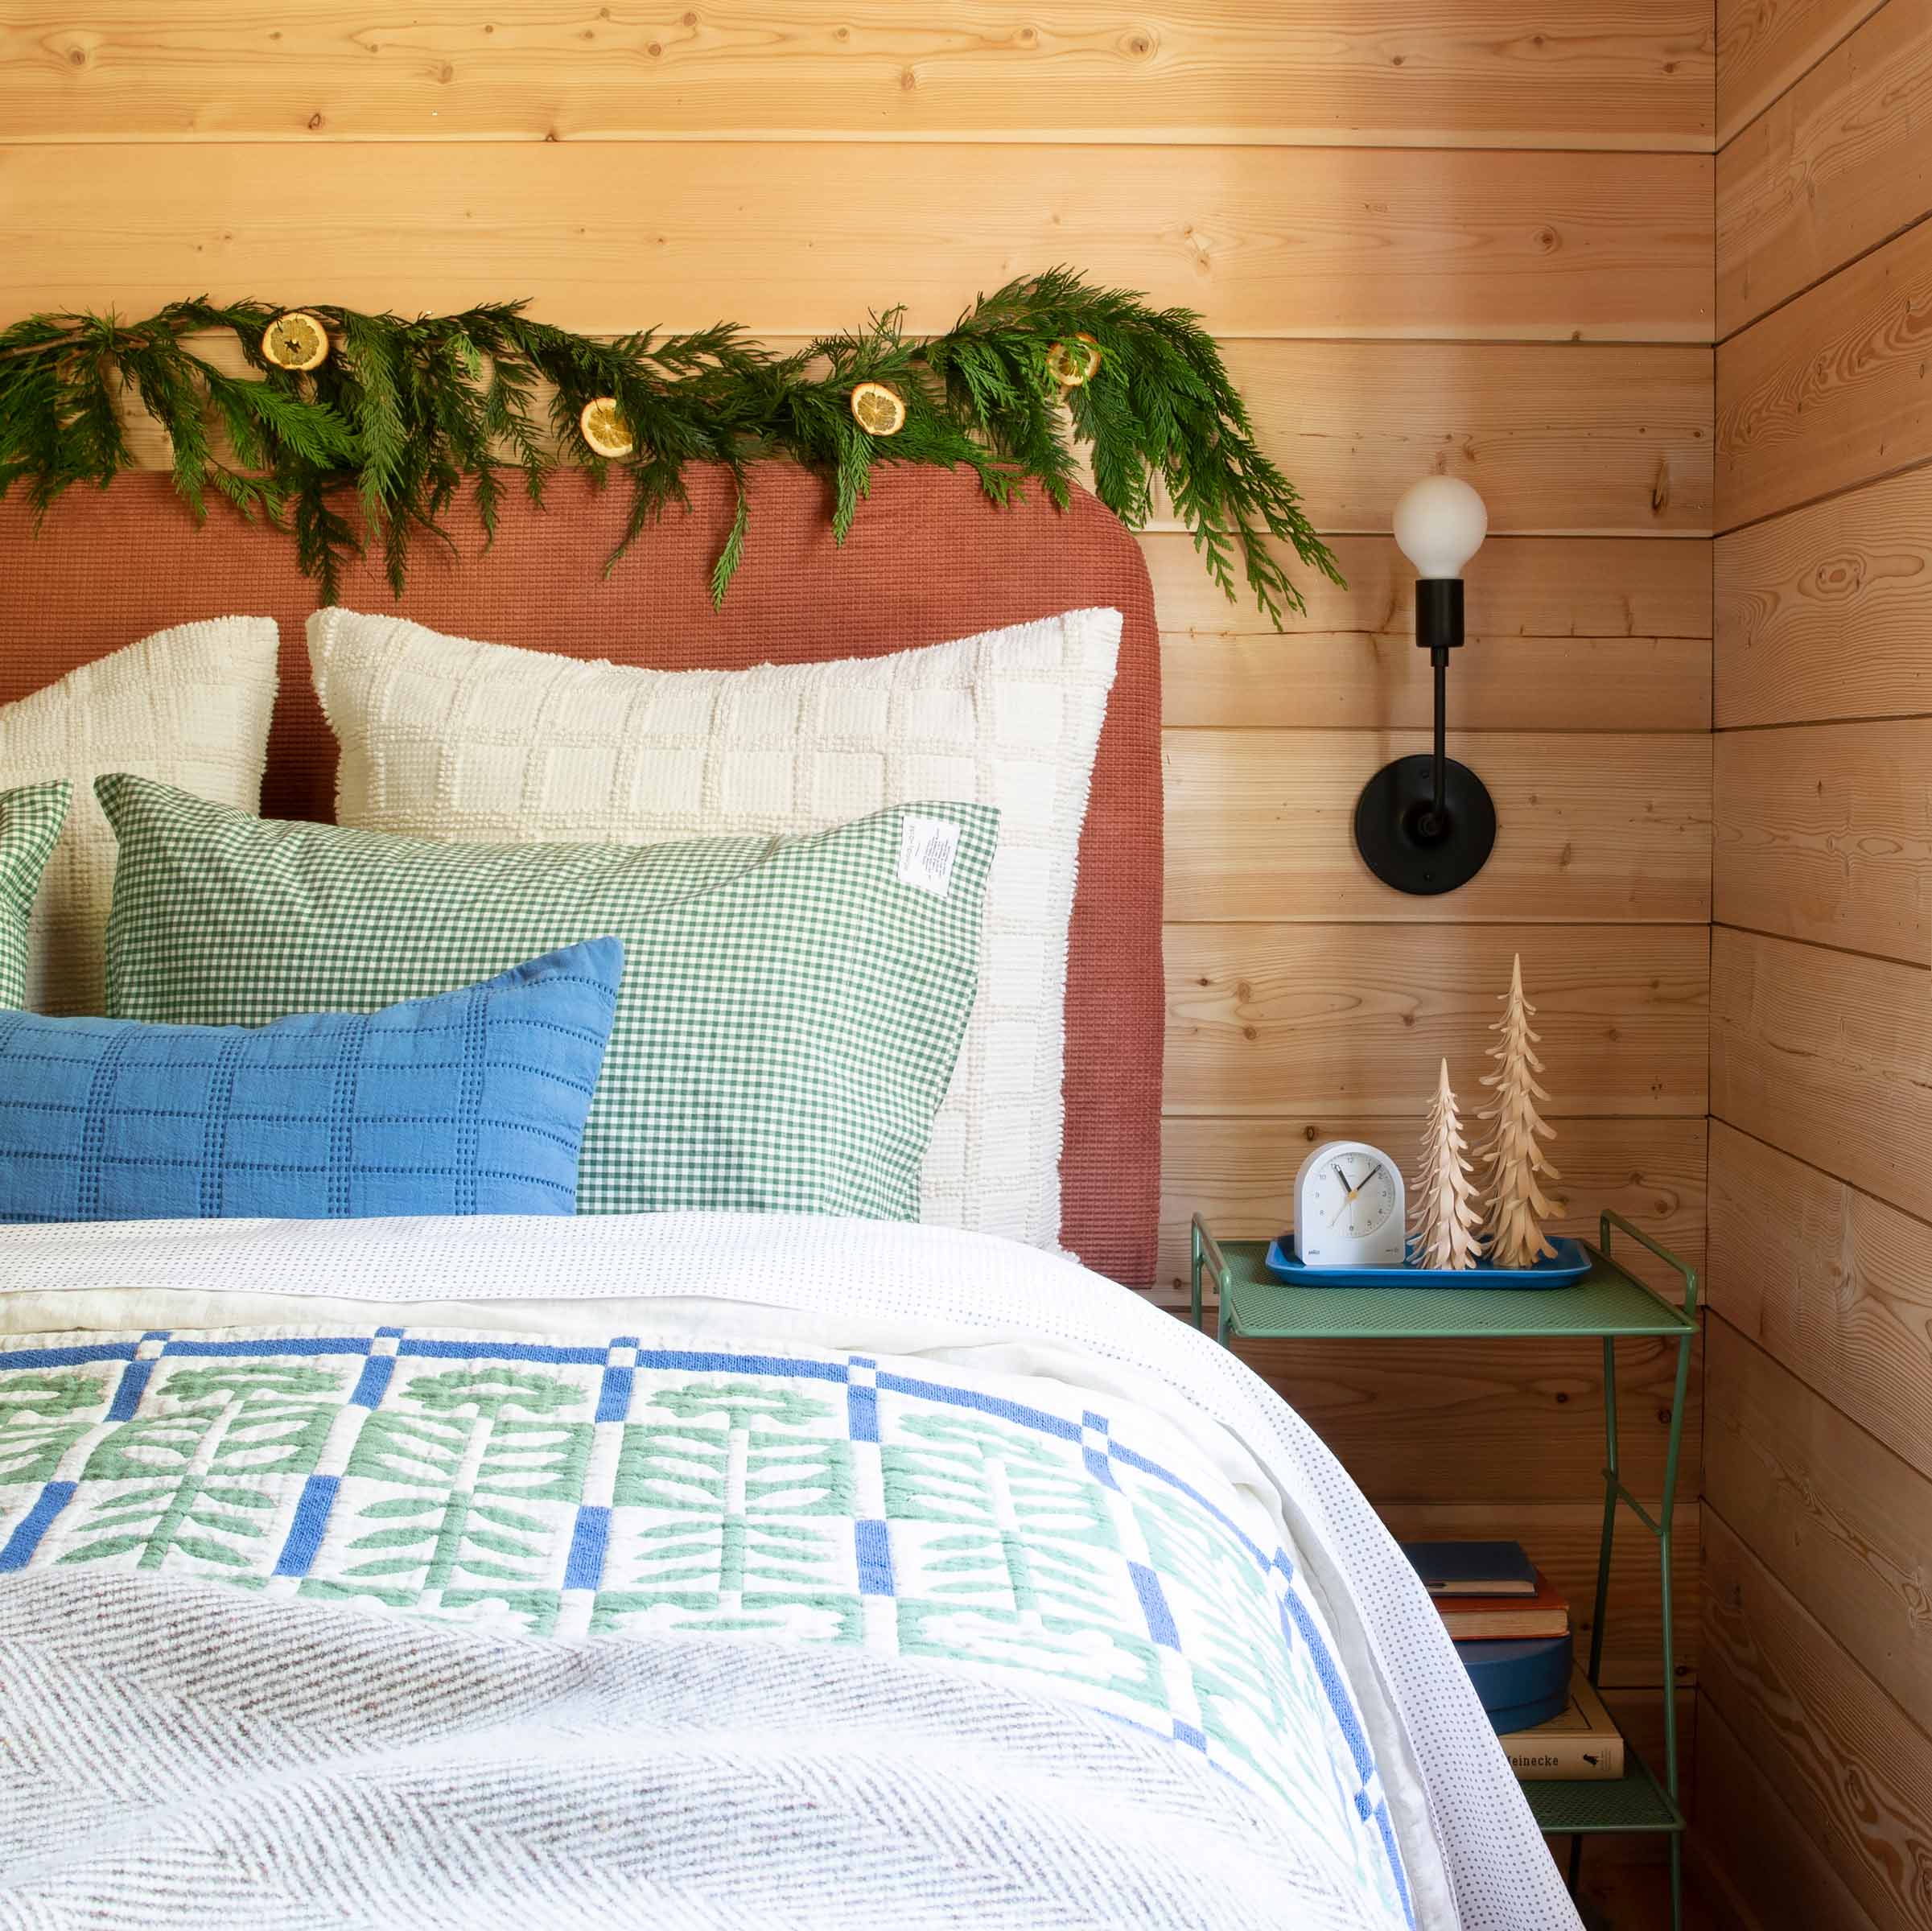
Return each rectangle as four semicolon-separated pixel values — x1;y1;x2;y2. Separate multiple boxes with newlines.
0;782;70;1009
99;775;996;1220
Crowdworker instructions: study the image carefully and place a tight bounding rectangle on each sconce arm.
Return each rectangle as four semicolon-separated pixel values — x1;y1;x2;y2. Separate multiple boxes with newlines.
1353;574;1494;895
1413;578;1464;833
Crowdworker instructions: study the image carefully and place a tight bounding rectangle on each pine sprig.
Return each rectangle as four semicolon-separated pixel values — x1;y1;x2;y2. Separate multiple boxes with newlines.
0;273;1342;620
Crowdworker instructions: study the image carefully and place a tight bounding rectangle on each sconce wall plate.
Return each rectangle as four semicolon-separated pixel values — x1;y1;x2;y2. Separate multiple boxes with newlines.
1353;753;1497;896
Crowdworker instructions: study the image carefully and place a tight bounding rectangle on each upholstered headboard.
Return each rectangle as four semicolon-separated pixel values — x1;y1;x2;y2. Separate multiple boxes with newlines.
0;466;1162;1284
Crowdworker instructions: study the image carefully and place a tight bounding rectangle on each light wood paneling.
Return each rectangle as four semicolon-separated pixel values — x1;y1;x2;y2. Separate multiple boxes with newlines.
1222;340;1713;534
1693;1695;1885;1931
1159;521;1713;735
1710;927;1932;1223
1164;632;1711;732
1702;1512;1932;1931
1160;1114;1707;1299
1151;529;1714;640
1713;719;1932;962
1718;0;1932;336
1716;0;1885;143
1716;464;1932;726
1716;214;1932;531
1163;924;1709;1114
0;141;1715;343
1708;2;1932;1894
1379;1500;1699;1688
1706;1315;1932;1725
1707;1122;1932;1483
0;2;1719;149
1164;729;1713;922
1234;1332;1698;1505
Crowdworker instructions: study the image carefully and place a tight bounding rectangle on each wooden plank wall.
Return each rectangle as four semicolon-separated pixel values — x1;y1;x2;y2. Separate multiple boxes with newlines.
0;0;1717;1858
1702;1;1932;1923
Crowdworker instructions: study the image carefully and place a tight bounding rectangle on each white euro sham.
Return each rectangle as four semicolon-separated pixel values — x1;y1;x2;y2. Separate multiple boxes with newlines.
0;618;279;1014
310;606;1122;1255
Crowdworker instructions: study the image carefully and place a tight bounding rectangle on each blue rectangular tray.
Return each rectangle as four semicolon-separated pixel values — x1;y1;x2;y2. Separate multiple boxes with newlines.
1264;1233;1591;1290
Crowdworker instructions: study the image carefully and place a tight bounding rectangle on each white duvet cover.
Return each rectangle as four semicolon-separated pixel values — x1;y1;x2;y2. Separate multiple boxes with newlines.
0;1213;1579;1931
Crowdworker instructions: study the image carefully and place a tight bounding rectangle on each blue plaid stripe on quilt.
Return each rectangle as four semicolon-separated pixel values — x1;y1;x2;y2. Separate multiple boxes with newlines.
0;1324;1410;1926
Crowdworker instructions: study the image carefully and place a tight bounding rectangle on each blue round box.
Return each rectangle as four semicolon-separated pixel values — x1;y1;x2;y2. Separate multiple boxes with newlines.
1453;1632;1573;1734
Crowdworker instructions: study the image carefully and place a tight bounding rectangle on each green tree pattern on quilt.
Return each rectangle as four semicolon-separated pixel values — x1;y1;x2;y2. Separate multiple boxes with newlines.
60;1364;344;1578
604;1380;856;1637
335;1366;595;1612
0;1373;104;1486
0;1323;1401;1914
885;1411;1161;1698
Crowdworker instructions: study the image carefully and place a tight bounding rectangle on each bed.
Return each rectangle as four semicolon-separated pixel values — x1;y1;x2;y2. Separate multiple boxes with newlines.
0;469;1579;1930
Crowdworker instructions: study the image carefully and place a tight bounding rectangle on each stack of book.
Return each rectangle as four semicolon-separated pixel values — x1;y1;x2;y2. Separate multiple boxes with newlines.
1401;1539;1624;1780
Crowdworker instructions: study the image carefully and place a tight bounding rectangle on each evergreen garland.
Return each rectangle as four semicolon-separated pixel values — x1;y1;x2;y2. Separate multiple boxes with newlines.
0;270;1340;618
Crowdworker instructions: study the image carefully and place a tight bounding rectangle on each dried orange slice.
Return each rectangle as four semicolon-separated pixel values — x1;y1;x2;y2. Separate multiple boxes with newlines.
260;311;330;373
1046;333;1102;388
579;397;636;459
849;381;906;436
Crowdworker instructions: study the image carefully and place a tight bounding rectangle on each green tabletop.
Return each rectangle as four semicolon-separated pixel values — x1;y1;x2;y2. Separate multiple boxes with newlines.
1194;1223;1695;1343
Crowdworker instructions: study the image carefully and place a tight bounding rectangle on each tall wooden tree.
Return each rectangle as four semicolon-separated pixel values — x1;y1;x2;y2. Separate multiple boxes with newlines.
1413;1057;1484;1270
1479;954;1561;1267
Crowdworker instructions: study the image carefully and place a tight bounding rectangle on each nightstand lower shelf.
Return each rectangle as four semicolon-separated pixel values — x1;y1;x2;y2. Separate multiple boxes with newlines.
1522;1744;1683;1837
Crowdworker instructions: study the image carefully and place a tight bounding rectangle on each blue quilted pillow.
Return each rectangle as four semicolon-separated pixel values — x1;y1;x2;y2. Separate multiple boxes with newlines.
0;937;622;1224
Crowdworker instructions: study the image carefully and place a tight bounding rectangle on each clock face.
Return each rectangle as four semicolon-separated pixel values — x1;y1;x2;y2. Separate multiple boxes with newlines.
1308;1147;1399;1242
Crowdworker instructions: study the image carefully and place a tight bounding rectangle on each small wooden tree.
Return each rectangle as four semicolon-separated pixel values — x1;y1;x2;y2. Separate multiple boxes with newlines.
1412;1058;1485;1270
1479;954;1561;1266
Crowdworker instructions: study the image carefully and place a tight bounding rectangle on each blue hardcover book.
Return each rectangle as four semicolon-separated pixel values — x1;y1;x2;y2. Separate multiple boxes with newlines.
1454;1632;1575;1735
1401;1539;1538;1598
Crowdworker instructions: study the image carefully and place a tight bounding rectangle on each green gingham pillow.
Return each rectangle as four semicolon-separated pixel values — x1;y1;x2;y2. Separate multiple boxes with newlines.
0;782;71;1009
99;776;996;1220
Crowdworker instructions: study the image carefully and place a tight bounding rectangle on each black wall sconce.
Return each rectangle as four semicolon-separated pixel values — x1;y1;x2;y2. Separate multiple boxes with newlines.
1353;475;1497;896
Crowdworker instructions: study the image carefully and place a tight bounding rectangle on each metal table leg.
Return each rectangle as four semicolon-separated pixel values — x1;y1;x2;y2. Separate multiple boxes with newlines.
1577;1213;1695;1931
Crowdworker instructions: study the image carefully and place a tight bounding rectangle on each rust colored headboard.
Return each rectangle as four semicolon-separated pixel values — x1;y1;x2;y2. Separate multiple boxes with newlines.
0;466;1162;1284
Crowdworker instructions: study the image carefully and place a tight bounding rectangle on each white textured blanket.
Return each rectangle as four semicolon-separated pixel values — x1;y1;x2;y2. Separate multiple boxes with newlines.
0;1213;1580;1931
3;1568;1397;1931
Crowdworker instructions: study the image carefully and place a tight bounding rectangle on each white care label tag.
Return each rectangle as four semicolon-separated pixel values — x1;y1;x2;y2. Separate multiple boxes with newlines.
896;814;962;898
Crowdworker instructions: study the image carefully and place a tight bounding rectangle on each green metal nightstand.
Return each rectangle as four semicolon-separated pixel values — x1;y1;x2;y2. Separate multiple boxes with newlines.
1192;1208;1697;1931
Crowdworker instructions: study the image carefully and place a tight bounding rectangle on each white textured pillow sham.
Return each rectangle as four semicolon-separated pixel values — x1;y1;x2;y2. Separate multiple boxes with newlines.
310;605;1122;1252
0;619;279;1014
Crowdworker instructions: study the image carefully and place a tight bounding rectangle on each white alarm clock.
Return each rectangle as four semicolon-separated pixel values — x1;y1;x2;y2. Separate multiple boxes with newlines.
1293;1139;1407;1268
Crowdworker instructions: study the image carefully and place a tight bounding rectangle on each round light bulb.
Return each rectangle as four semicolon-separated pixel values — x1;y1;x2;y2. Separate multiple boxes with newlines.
1392;476;1488;579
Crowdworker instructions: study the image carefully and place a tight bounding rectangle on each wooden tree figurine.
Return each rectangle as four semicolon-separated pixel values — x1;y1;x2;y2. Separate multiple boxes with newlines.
1479;955;1561;1266
1413;1058;1485;1270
